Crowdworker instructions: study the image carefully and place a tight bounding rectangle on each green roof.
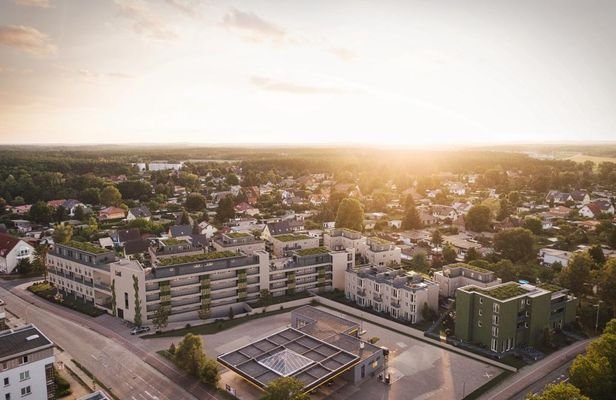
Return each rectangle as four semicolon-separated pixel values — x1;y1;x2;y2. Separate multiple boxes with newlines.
157;251;238;266
368;236;393;245
225;232;251;238
274;234;312;242
468;283;529;301
448;262;491;274
537;282;564;293
64;240;110;255
163;238;186;246
295;247;329;256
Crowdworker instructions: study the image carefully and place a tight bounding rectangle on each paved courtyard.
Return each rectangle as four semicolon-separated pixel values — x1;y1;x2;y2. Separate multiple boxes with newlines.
143;307;504;400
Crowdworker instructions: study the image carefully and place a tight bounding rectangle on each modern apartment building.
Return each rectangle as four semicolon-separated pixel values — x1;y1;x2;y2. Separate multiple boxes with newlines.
433;263;502;298
358;237;401;266
48;240;353;324
212;232;266;255
271;234;320;257
345;266;438;324
323;228;363;251
455;282;578;354
0;324;55;400
47;241;116;313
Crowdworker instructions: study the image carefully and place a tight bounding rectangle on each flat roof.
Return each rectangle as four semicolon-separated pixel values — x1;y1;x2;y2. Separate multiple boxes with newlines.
217;327;359;391
0;324;53;361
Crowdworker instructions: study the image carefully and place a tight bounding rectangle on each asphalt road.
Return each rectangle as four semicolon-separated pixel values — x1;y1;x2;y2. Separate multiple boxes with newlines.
0;279;219;400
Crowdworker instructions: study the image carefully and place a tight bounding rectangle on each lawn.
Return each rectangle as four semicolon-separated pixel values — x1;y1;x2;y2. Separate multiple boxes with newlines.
28;282;106;317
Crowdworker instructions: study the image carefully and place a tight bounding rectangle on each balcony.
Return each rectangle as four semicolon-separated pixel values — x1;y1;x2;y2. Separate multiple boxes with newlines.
357;288;366;297
94;282;111;292
373;293;383;302
391;300;401;308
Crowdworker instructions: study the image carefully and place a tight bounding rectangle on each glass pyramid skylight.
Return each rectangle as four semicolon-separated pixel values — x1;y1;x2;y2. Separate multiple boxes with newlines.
258;349;314;377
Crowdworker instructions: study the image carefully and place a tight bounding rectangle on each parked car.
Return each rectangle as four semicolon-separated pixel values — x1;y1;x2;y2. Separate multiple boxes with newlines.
130;326;151;335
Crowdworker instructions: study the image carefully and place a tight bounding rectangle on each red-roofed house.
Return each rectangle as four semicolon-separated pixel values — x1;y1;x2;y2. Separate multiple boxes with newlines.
0;232;35;274
98;207;126;221
579;200;615;218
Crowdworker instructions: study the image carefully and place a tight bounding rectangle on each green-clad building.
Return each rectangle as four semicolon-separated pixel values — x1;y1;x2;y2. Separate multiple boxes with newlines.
455;282;577;354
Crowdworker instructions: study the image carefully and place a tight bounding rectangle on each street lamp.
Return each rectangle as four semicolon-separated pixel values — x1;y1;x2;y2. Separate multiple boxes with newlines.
594;300;604;333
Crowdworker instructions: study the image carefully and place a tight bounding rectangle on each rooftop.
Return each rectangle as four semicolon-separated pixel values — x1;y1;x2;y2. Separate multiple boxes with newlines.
217;327;359;391
295;247;330;257
445;262;492;274
64;240;110;255
225;232;251;239
466;282;530;300
0;324;53;361
274;234;312;242
157;250;238;266
537;282;565;293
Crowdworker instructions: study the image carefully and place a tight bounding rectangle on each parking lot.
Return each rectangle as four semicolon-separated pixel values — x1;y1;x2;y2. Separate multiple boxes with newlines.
145;307;504;400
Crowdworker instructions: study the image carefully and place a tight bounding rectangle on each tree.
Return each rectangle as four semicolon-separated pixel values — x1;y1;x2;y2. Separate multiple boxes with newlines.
29;201;54;224
604;319;616;335
200;358;220;387
262;377;308;400
74;205;86;221
178;211;191;225
33;244;48;281
226;173;239;185
153;305;170;331
335;198;364;232
402;204;421;229
560;253;592;297
527;382;589;400
421;302;437;322
589;245;606;266
431;230;443;248
185;193;207;212
215;197;235;224
174;333;207;376
80;187;100;205
411;253;429;271
524;217;543;235
464;247;480;262
494;228;535;263
16;258;34;275
497;198;512;221
465;205;492;232
100;185;122;207
52;224;73;244
133;275;142;327
495;259;516;282
569;353;613;400
599;259;616;317
442;245;457;265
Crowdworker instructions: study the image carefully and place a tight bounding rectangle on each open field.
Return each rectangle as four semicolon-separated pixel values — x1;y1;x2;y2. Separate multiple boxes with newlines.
565;154;616;164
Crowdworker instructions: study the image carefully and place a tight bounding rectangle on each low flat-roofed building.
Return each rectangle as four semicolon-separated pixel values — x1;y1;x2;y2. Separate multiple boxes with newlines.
359;237;401;266
433;263;501;298
271;234;320;257
538;248;573;267
0;324;55;400
323;228;363;252
212;232;266;255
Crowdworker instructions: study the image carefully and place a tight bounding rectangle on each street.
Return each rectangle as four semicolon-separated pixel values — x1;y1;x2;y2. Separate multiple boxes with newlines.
0;279;218;400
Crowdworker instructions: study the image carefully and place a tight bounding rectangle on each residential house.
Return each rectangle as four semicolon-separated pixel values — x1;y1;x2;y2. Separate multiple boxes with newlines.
262;219;305;242
431;205;458;221
98;207;126;221
11;219;32;234
197;221;218;239
579;200;615;218
126;206;152;221
0;232;35;274
168;224;193;238
47;199;85;217
538;248;573;267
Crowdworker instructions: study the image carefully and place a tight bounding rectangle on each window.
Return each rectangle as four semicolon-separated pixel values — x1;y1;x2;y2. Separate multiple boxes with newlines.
1;362;6;370
493;303;500;313
6;393;11;400
358;279;363;288
3;377;8;386
19;371;30;381
19;356;28;364
124;292;129;309
478;321;482;327
374;284;380;293
21;386;31;396
479;298;483;304
491;338;498;352
492;315;499;326
492;326;499;337
478;309;483;316
392;289;399;298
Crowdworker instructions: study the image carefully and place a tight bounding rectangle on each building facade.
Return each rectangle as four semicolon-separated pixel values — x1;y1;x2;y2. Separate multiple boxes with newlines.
271;234;320;257
345;266;438;324
455;282;577;354
433;263;501;298
212;233;266;255
358;237;401;266
0;324;55;400
0;233;35;274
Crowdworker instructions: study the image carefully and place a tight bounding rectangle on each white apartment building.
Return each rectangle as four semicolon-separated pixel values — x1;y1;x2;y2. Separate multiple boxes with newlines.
359;237;401;266
271;234;320;257
433;263;502;298
0;324;55;400
323;228;364;251
345;266;438;324
212;232;266;255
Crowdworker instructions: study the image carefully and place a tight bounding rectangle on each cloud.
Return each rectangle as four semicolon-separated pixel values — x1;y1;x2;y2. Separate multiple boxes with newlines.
15;0;51;8
56;66;133;82
329;47;356;62
115;0;177;41
165;0;201;17
223;8;286;41
0;25;56;56
251;76;348;95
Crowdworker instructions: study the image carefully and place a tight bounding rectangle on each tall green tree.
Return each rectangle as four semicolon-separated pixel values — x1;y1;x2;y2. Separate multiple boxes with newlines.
262;377;308;400
29;201;54;224
33;244;48;281
215;197;235;224
100;185;122;207
465;205;492;232
431;230;443;247
185;193;207;212
559;253;592;297
598;259;616;317
402;204;421;229
52;224;73;244
493;228;535;263
526;382;589;400
153;305;170;331
174;333;207;376
335;198;364;232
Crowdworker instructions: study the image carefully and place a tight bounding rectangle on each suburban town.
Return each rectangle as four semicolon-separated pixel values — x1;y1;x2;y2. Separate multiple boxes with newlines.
0;146;615;400
1;1;615;400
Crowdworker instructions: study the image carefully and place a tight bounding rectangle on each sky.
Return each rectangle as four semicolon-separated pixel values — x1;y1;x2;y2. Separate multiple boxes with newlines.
0;0;615;146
